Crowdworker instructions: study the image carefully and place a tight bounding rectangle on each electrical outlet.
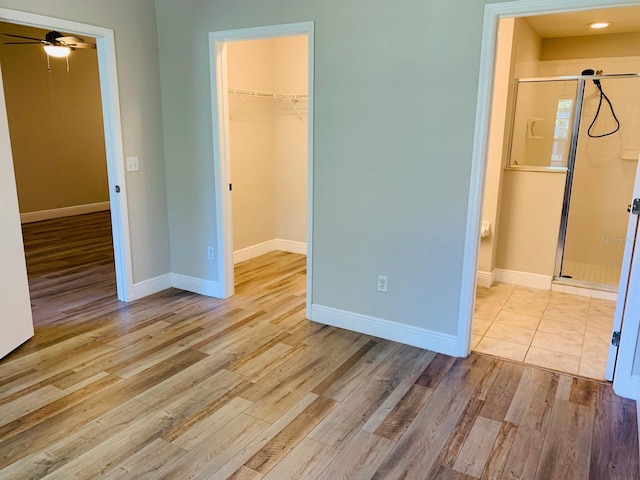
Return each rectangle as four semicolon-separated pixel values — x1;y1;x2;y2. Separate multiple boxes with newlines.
377;275;388;293
207;246;215;260
126;156;139;172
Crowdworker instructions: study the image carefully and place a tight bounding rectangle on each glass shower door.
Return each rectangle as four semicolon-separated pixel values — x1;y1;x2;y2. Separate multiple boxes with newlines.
558;77;640;289
507;79;579;169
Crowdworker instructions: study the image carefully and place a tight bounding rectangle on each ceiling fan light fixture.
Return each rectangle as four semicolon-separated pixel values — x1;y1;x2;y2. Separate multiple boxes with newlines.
589;22;611;29
44;45;71;58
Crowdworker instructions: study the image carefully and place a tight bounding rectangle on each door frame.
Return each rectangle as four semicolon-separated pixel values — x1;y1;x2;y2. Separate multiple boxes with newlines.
461;0;640;398
0;8;134;301
209;22;314;316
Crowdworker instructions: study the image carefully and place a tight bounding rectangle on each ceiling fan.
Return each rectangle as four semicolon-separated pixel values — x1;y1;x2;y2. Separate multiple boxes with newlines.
1;30;96;71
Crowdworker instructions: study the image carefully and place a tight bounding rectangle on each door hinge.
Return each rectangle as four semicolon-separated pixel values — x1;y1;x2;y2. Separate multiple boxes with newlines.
631;198;640;215
229;183;232;191
612;331;621;347
115;185;120;193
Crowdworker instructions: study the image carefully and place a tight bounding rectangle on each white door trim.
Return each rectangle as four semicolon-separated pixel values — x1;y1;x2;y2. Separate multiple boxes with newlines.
461;0;640;397
0;8;133;301
208;22;314;316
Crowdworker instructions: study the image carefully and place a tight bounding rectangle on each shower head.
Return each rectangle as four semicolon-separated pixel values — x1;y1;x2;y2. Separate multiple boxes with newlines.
582;68;601;87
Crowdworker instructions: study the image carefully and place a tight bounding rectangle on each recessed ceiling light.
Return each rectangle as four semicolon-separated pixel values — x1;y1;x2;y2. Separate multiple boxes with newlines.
589;22;611;29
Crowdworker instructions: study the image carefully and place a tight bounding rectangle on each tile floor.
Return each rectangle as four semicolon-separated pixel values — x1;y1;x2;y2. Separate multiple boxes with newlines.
472;283;615;380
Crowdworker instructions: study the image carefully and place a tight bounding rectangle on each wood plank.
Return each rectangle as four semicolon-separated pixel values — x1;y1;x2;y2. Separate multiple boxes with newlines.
569;377;600;407
315;430;395;480
373;383;433;440
435;396;485;469
213;393;319;479
589;385;639;480
500;426;545;480
244;395;336;475
480;421;518;480
41;408;179;479
308;344;427;449
155;413;269;479
479;362;523;422
170;396;253;450
311;339;378;395
362;349;437;434
504;368;558;431
95;438;186;479
260;437;338;480
535;399;595;480
415;353;457;389
372;355;494;479
453;416;503;477
0;399;151;479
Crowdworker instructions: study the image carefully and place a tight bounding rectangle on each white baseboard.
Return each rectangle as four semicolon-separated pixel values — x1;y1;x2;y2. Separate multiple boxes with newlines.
276;239;307;255
20;201;110;224
477;270;495;288
234;239;307;264
234;240;277;264
494;268;552;290
311;304;459;356
132;274;173;300
171;273;225;298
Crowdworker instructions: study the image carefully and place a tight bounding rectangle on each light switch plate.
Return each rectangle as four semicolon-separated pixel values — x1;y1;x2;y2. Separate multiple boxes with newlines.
126;156;139;172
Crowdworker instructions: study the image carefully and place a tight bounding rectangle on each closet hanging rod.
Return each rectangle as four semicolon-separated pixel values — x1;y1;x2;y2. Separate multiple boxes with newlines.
228;88;308;100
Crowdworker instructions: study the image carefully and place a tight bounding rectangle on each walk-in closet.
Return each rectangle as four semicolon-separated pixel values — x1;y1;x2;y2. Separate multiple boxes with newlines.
226;36;308;270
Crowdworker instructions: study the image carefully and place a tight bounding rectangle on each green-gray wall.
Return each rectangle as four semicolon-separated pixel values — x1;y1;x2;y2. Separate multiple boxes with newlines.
155;0;498;336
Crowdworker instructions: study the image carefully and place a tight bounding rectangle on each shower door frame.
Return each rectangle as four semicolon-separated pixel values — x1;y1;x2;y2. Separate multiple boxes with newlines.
551;72;640;289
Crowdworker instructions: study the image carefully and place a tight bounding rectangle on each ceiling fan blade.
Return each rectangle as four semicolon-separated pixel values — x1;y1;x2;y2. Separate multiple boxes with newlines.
2;32;43;42
66;42;96;49
57;35;86;43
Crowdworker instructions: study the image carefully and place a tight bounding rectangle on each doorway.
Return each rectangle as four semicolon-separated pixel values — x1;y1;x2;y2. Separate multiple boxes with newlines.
209;23;314;316
462;1;640;397
0;9;133;304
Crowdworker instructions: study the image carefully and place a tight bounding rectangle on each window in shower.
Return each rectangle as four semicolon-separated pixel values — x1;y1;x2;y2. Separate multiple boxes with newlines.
551;99;573;167
507;79;578;170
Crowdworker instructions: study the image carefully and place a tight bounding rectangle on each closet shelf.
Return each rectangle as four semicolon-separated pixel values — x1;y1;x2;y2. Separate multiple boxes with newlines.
228;88;308;121
228;88;308;100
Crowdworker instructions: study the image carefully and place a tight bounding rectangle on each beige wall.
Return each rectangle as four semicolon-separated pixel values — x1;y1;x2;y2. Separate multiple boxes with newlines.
542;32;640;61
482;17;568;277
0;22;108;214
275;36;308;244
227;39;277;250
227;36;307;252
478;18;514;273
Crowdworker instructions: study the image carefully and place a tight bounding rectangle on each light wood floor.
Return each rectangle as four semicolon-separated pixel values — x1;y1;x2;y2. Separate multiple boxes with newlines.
0;212;637;479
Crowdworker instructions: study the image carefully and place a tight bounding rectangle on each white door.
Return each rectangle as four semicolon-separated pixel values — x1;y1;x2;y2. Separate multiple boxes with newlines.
0;62;34;359
606;160;640;381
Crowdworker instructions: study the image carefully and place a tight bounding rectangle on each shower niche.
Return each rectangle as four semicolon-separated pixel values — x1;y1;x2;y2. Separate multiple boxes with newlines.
506;73;640;291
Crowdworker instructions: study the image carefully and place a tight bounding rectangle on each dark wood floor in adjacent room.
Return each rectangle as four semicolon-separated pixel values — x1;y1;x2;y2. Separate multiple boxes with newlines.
0;212;637;479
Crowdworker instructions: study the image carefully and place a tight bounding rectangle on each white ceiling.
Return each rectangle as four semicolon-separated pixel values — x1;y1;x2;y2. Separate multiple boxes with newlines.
526;6;640;38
